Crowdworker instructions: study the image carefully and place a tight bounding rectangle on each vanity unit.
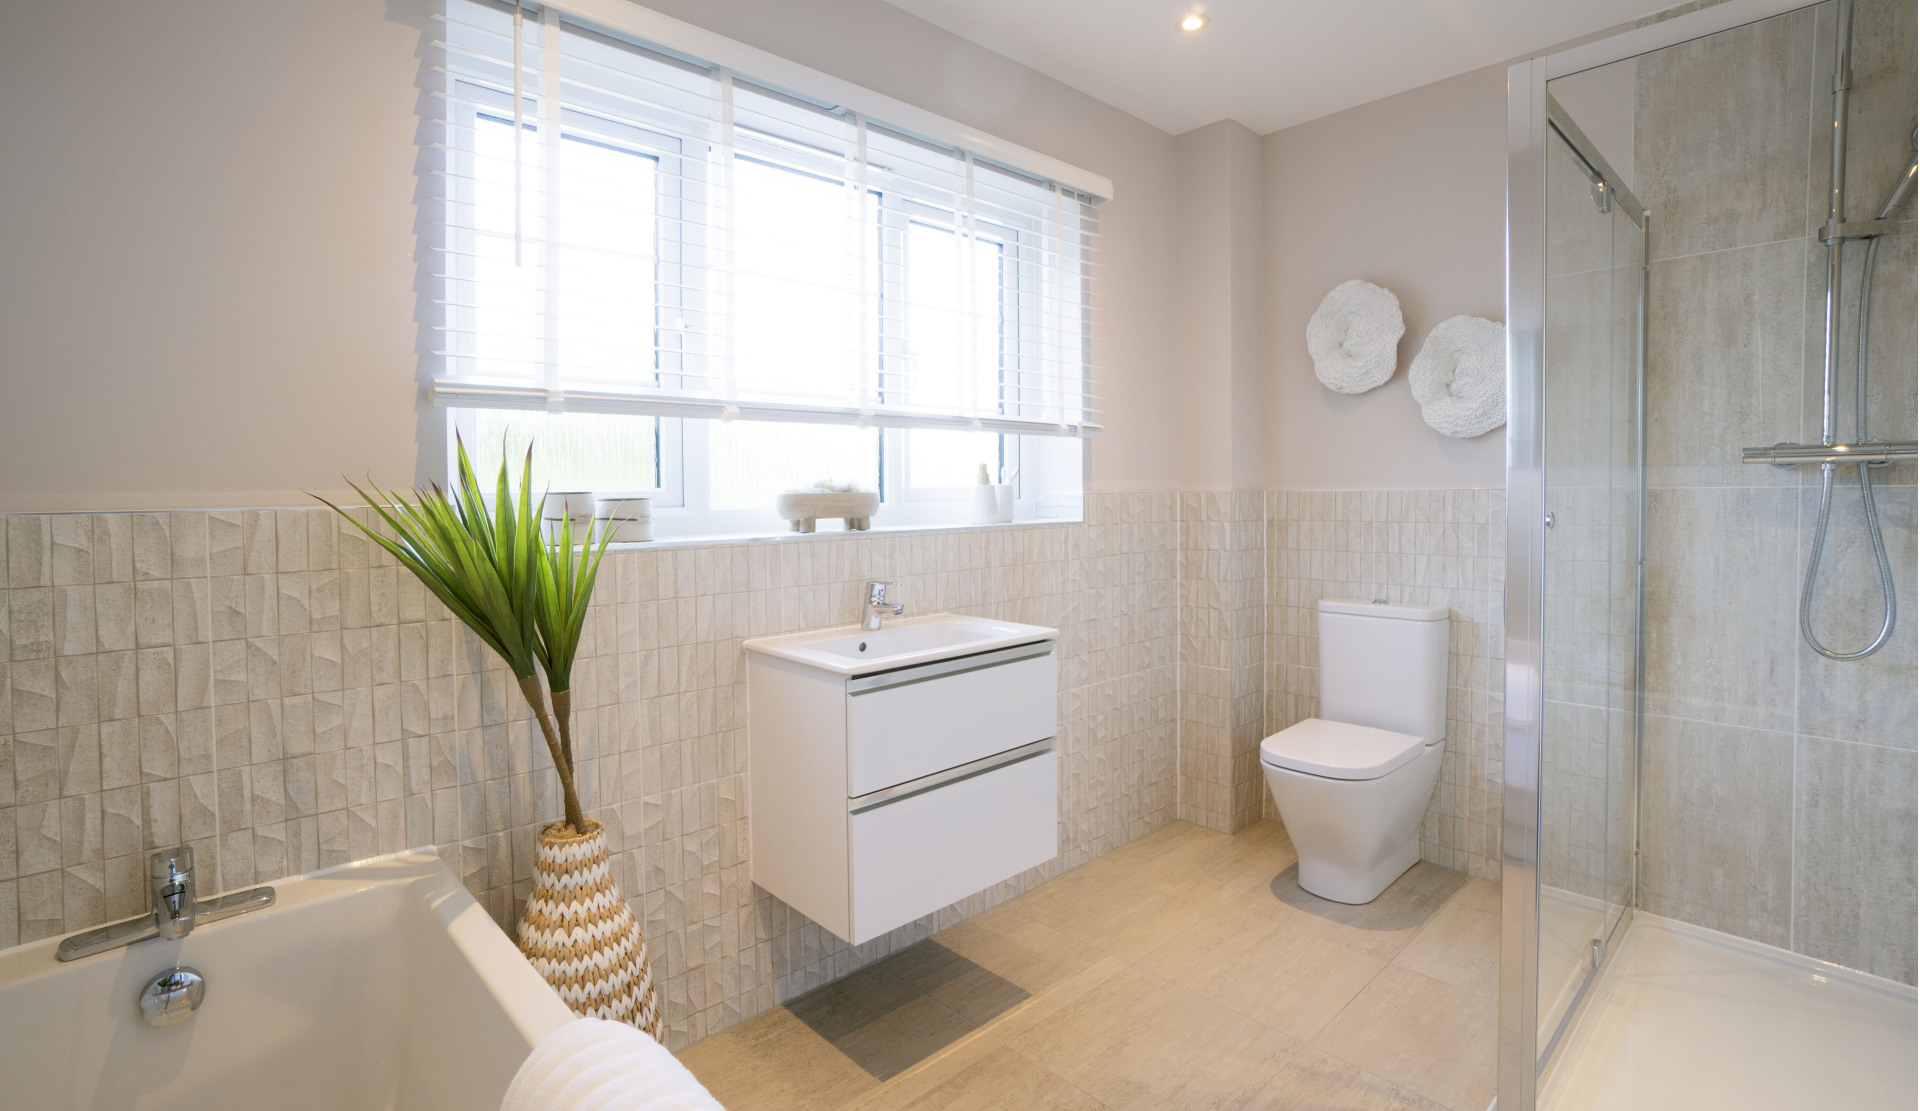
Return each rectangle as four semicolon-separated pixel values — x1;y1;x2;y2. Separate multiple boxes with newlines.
744;614;1060;944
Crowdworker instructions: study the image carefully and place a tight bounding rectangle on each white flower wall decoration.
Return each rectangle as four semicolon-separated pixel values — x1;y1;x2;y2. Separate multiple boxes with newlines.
1306;279;1404;394
1410;315;1506;438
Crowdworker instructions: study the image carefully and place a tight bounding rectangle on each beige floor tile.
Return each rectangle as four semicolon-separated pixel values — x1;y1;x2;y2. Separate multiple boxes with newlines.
1005;866;1222;959
829;994;983;1082
1242;1048;1452;1110
676;1033;804;1111
1138;898;1387;1041
891;1045;1108;1111
1076;820;1220;878
1448;876;1502;917
840;1027;1008;1111
1310;965;1498;1111
1090;817;1297;905
906;913;1114;1024
1266;861;1472;961
969;954;1131;1042
723;1008;881;1109
1013;965;1299;1111
1112;819;1299;905
1392;897;1500;999
785;966;926;1043
683;824;1497;1111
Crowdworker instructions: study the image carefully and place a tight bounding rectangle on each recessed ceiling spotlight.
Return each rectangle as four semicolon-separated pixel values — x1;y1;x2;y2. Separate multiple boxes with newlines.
1178;12;1208;32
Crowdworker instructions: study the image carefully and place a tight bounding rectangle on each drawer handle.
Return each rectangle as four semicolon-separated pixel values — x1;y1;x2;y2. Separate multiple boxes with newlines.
846;641;1055;694
848;739;1054;814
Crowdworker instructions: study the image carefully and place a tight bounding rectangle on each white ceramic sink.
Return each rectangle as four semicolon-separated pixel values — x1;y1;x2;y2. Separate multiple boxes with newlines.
744;612;1057;676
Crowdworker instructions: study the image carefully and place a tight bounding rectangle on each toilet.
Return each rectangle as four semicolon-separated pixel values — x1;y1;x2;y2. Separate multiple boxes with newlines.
1261;598;1449;905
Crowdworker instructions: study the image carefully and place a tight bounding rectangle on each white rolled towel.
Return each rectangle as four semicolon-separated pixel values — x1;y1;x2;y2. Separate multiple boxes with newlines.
501;1018;724;1111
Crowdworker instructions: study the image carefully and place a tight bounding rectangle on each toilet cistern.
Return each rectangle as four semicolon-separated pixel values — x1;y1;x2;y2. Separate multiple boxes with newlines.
864;580;904;630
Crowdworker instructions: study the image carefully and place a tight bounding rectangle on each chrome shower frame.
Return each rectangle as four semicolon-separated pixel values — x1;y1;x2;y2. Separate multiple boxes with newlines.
1501;3;1818;1108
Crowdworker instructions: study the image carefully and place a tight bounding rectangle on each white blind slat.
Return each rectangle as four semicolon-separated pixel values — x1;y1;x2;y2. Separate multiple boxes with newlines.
430;0;1098;436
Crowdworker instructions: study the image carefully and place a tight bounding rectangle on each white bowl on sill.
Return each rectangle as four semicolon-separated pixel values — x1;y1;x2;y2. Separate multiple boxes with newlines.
540;491;595;540
596;497;653;543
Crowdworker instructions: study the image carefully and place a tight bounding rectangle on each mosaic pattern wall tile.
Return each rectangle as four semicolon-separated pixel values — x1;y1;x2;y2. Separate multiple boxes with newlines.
0;493;1179;1047
0;484;1512;1042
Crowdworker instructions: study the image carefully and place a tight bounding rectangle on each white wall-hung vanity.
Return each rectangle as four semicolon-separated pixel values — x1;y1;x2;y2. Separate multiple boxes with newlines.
744;614;1060;945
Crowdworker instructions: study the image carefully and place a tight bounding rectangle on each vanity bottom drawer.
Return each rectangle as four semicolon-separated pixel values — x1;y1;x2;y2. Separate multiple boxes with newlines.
846;749;1057;944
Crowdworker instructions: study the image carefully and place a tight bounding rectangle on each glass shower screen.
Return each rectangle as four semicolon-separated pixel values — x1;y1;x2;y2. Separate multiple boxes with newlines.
1535;95;1646;1059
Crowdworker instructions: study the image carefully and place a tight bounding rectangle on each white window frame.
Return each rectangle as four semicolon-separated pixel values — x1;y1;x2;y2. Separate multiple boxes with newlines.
437;7;1085;535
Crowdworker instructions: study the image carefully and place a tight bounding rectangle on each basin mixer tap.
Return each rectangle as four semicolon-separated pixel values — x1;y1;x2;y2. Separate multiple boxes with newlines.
864;580;904;630
54;846;276;961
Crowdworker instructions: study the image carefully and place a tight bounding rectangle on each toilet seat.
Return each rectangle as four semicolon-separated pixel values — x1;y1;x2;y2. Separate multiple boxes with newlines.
1259;719;1425;781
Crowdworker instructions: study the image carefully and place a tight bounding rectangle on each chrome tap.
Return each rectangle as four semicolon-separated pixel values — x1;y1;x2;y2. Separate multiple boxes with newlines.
152;848;197;940
863;580;904;631
55;846;275;962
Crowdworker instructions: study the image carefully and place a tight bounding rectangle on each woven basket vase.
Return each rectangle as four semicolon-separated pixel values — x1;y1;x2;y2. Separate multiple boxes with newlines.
518;819;662;1040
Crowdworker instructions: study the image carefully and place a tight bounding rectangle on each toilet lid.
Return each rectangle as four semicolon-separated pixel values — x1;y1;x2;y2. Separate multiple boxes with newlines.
1259;719;1425;781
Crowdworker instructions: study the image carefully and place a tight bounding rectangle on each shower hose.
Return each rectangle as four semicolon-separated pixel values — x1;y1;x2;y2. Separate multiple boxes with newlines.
1800;234;1898;661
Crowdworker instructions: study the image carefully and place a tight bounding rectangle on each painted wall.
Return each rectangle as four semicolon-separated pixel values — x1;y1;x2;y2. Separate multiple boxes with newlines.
1173;120;1266;493
1261;65;1510;491
0;0;1179;511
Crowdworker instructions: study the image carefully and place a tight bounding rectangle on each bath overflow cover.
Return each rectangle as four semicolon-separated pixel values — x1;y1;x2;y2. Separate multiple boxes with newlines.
140;966;206;1027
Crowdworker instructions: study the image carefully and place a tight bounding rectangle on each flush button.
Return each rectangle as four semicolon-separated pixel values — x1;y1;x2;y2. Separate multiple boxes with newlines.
1545;512;1556;530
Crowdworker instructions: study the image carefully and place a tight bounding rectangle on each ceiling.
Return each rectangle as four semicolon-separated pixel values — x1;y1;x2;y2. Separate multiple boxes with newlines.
878;0;1674;135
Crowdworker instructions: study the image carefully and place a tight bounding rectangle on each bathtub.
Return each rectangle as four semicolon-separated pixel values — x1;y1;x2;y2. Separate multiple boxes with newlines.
0;849;572;1111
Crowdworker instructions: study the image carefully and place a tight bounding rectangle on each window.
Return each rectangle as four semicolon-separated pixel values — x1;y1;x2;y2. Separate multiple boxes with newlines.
433;1;1098;535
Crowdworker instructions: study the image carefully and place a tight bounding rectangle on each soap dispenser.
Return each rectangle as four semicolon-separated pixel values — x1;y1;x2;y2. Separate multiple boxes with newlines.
970;463;1000;524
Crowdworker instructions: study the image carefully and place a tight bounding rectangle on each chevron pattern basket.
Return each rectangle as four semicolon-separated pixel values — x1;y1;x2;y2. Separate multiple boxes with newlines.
518;819;662;1040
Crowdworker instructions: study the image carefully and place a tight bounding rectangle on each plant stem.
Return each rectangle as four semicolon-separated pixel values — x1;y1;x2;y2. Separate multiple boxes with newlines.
550;687;574;771
518;675;586;834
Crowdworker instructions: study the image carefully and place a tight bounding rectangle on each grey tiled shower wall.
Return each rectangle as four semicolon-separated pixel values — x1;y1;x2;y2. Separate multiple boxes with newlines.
1628;0;1917;983
0;487;1503;1046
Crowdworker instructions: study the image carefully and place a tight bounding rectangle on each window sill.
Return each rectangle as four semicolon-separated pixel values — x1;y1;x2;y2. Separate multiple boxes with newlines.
603;513;1084;552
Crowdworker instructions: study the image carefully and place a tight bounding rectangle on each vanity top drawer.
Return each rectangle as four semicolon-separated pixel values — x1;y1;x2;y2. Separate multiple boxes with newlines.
846;645;1057;797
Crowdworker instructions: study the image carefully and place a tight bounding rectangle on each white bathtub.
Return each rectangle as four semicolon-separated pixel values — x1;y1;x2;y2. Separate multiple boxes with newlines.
0;849;572;1111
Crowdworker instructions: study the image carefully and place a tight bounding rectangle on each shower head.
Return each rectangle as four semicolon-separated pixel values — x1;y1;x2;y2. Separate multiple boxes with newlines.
1874;126;1919;220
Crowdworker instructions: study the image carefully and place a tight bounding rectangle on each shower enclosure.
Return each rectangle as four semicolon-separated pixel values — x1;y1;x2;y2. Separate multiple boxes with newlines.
1503;1;1918;1108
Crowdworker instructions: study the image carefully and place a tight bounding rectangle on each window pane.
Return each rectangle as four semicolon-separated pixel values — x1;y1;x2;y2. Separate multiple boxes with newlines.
472;116;542;381
733;157;851;405
470;410;660;493
907;428;1001;491
556;134;659;386
902;222;1001;414
709;422;879;509
470;118;662;390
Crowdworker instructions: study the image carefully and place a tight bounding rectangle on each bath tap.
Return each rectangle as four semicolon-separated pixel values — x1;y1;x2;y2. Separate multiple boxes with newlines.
863;580;904;630
54;846;276;961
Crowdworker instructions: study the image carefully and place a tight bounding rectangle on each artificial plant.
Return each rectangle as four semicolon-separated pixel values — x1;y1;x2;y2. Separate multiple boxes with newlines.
318;436;611;834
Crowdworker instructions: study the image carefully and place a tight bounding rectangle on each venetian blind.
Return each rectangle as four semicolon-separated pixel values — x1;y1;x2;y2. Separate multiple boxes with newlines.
428;0;1102;437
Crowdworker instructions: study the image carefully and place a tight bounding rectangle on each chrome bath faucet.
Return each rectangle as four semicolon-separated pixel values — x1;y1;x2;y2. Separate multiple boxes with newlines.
864;580;904;630
55;846;276;961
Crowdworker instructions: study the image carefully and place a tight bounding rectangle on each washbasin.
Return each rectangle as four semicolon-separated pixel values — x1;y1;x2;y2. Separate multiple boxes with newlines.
744;613;1056;676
